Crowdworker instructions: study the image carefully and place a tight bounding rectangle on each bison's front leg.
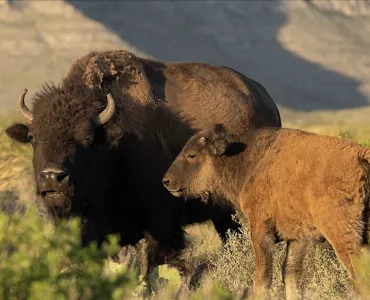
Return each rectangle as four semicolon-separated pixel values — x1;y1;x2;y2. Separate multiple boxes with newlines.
282;239;312;300
249;219;275;299
211;203;243;243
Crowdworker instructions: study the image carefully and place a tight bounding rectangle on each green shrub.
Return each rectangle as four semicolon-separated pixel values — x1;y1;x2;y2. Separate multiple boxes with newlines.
0;204;138;300
191;280;234;300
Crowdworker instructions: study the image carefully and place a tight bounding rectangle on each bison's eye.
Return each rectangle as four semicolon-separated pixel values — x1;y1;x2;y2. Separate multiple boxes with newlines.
28;133;34;144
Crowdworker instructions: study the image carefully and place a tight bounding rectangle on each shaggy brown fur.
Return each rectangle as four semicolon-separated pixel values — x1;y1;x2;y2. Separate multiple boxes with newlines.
163;125;370;299
6;50;281;279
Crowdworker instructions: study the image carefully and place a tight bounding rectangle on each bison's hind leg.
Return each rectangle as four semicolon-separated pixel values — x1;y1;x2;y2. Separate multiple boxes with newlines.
144;227;191;279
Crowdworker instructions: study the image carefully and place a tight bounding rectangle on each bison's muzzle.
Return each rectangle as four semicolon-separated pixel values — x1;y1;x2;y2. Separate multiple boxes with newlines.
38;164;70;210
40;165;68;183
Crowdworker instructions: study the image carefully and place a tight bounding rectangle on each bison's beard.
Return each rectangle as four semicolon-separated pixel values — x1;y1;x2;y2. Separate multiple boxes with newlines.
43;192;72;219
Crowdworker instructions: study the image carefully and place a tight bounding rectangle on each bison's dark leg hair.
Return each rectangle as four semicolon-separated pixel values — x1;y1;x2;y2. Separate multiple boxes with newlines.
211;206;243;243
183;199;242;243
249;218;275;297
282;239;311;300
145;228;189;276
135;238;149;280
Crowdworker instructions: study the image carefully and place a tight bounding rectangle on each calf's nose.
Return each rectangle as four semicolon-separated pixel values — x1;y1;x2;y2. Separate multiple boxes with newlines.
162;177;170;188
40;166;68;182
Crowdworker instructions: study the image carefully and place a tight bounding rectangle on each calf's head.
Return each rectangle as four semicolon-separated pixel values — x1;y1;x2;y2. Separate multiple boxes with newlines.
6;86;117;219
162;124;234;199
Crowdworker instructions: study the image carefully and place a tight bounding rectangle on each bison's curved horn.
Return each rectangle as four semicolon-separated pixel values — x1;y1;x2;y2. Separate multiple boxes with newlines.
95;93;116;125
17;89;33;124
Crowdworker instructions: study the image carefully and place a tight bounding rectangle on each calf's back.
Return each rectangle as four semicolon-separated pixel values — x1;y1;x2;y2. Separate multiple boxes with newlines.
239;128;370;240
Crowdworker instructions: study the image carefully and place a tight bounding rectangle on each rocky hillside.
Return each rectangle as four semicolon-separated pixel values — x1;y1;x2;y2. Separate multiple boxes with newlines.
1;0;370;130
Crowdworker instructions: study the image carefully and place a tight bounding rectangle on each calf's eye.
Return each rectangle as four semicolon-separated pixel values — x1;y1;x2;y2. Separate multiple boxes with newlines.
186;154;197;159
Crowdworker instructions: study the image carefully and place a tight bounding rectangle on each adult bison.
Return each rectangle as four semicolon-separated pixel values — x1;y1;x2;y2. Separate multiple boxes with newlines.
6;50;281;276
163;124;370;299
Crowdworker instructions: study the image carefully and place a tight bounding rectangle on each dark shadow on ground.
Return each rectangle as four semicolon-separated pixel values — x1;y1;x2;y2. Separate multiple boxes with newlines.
67;0;367;111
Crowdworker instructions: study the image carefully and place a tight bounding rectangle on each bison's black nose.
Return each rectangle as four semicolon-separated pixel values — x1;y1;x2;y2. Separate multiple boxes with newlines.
40;166;68;182
162;178;170;187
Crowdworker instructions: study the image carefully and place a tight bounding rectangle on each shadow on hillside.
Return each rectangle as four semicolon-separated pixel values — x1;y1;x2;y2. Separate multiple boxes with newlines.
67;0;367;112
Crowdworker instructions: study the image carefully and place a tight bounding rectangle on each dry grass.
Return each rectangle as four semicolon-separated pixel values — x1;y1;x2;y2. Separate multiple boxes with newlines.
203;217;355;300
1;117;369;299
0;117;34;206
283;122;370;145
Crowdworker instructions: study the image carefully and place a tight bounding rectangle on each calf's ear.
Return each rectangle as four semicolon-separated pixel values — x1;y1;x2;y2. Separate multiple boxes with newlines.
206;123;229;156
208;138;229;156
5;123;32;144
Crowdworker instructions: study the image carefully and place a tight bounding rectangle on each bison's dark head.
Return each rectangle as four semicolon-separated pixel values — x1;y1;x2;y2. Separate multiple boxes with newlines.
162;124;234;200
6;85;118;219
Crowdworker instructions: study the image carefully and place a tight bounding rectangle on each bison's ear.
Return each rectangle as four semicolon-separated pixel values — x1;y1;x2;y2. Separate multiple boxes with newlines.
5;123;32;144
213;124;227;135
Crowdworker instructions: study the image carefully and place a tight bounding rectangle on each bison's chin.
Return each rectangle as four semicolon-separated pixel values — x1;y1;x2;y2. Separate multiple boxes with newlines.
43;192;72;218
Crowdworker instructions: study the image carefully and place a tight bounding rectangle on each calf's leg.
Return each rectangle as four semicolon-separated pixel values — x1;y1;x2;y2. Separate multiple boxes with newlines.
313;198;365;298
319;228;363;298
282;239;312;300
322;231;359;279
314;199;363;279
249;219;276;298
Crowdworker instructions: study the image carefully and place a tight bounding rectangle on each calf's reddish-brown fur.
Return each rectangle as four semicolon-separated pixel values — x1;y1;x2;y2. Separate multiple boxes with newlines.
163;124;370;299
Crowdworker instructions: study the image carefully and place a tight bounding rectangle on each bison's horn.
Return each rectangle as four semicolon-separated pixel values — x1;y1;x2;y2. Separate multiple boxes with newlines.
95;93;116;125
17;89;33;124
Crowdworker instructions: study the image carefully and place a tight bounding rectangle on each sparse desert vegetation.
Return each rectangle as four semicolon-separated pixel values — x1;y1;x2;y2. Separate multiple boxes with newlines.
2;115;370;300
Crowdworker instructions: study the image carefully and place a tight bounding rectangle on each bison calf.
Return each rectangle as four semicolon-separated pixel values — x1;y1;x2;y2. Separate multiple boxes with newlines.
162;124;370;299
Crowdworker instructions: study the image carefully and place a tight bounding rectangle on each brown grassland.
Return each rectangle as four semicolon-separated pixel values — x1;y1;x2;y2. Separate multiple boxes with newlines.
2;115;370;300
